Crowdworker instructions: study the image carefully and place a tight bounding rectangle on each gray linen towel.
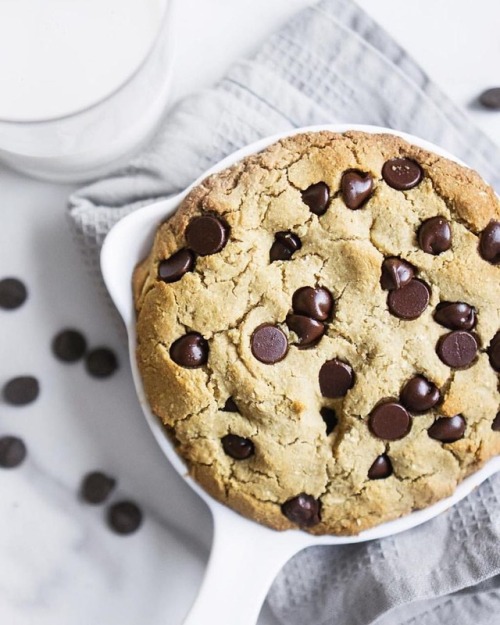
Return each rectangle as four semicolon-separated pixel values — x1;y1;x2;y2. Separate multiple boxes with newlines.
69;1;500;623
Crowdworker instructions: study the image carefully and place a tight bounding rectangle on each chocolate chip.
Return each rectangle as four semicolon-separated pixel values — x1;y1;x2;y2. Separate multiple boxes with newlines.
428;415;466;443
400;375;441;412
301;182;330;215
382;158;422;190
80;471;116;504
221;434;254;460
222;397;239;412
319;359;354;398
488;331;500;372
270;231;302;262
159;249;196;282
380;258;415;291
185;215;228;256
0;436;27;468
52;329;87;363
292;286;334;321
107;501;143;535
281;493;321;527
434;302;476;331
85;348;118;378
251;324;288;364
369;401;411;441
341;170;374;209
0;278;27;310
170;333;208;368
418;217;452;255
479;88;500;109
286;314;325;348
387;279;430;320
2;376;39;406
368;454;393;480
492;412;500;432
320;407;338;435
436;331;478;368
479;220;500;265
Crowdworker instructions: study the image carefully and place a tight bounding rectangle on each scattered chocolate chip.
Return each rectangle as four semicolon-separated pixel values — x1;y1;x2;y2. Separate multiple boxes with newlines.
222;397;239;412
158;249;196;282
492;413;500;432
320;407;338;435
0;436;26;468
341;170;374;209
85;348;118;378
479;220;500;265
292;286;333;321
2;376;39;406
270;231;302;262
286;314;325;348
368;454;393;480
428;415;466;443
418;217;452;255
185;215;229;256
400;375;441;412
301;182;330;216
369;401;411;441
434;302;476;331
479;88;500;110
80;471;116;504
0;278;27;310
382;158;422;190
488;331;500;372
436;331;478;368
380;258;415;291
107;501;143;535
221;434;254;460
52;329;87;363
387;279;430;320
251;324;288;364
170;333;208;368
281;493;321;527
319;359;354;398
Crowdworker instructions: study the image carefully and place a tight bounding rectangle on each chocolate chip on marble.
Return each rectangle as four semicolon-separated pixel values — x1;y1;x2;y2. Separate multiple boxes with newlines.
382;158;422;190
400;375;441;413
488;331;500;372
269;231;302;262
251;324;288;364
368;454;393;480
292;286;334;321
380;258;415;291
0;436;27;468
479;220;500;265
341;170;374;209
222;397;239;412
492;413;500;432
479;88;500;109
319;359;354;398
369;401;411;441
52;329;87;363
320;407;338;435
281;493;321;527
428;415;466;443
170;333;208;368
81;471;116;504
286;314;325;348
0;277;27;310
158;249;196;283
433;302;476;331
301;182;330;215
185;215;229;256
85;348;118;378
2;376;39;406
387;279;430;320
221;434;255;460
107;501;143;535
418;217;452;255
436;331;478;368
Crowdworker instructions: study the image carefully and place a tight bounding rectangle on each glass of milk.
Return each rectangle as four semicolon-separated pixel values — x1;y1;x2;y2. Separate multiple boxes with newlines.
0;0;173;181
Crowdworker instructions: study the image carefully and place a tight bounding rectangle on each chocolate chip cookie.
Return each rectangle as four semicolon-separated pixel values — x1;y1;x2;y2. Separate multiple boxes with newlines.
133;131;500;535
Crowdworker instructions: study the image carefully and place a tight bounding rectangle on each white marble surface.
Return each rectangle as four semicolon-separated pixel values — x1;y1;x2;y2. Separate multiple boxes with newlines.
1;1;500;624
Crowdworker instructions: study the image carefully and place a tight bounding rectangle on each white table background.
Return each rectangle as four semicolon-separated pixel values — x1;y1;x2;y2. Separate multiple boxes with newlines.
1;1;500;624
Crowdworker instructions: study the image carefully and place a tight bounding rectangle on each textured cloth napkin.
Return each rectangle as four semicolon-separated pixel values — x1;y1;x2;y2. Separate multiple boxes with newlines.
69;1;500;623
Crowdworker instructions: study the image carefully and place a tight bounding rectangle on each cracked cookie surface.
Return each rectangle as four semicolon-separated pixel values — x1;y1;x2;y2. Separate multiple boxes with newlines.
133;131;500;535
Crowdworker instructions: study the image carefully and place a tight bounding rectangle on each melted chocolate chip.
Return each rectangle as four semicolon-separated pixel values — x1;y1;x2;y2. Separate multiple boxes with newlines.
185;215;229;256
170;333;209;368
382;158;422;190
319;359;355;398
320;407;338;435
380;258;415;291
2;376;39;406
428;415;466;443
0;277;27;310
369;401;411;441
251;324;288;364
301;182;330;215
488;331;500;372
341;170;374;209
159;249;196;282
85;348;118;378
52;329;87;363
418;217;452;255
221;434;255;460
479;88;500;110
387;279;430;320
286;314;325;348
492;412;500;432
368;454;393;480
434;302;476;331
281;493;321;527
107;501;143;535
270;231;302;262
222;397;239;412
479;220;500;265
80;471;116;504
292;286;333;321
400;375;441;413
436;331;478;368
0;436;27;468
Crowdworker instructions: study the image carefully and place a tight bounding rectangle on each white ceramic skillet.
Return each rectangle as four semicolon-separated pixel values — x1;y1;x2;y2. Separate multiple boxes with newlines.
101;124;500;625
